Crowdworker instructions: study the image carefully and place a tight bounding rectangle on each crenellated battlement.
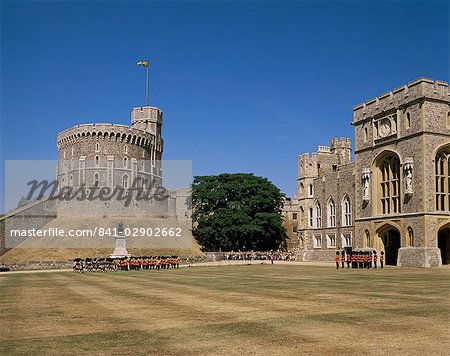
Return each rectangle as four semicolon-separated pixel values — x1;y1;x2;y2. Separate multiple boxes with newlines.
317;145;331;153
330;137;351;149
131;106;163;125
330;137;352;164
353;78;450;123
298;137;352;161
297;137;352;180
56;123;159;150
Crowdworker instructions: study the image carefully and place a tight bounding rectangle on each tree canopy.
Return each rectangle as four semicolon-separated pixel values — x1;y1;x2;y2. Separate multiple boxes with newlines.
192;173;287;251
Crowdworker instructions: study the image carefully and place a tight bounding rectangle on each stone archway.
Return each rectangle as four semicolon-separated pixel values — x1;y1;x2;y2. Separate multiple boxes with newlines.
377;224;401;266
438;225;450;265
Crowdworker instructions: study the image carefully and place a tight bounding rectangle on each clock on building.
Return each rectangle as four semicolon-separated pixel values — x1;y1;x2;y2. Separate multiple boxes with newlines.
378;118;392;138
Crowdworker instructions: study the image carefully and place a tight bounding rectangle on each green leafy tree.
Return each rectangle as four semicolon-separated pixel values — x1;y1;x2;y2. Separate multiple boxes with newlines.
192;173;287;251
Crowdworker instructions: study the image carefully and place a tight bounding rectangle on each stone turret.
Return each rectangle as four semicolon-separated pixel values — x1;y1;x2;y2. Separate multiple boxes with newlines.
330;137;352;165
131;106;163;138
55;104;165;216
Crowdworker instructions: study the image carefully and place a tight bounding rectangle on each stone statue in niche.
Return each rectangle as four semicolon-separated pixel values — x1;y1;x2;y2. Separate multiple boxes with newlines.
361;168;371;201
404;157;414;196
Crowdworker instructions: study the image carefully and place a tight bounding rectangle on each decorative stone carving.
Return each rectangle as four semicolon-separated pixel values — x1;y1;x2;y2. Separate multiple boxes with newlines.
361;168;371;201
403;157;414;196
378;118;392;137
373;114;398;140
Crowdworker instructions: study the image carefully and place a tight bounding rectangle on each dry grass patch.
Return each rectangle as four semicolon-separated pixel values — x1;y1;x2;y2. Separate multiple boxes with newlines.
0;265;449;355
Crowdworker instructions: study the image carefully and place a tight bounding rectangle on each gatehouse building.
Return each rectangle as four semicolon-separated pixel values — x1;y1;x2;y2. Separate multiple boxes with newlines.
283;78;450;267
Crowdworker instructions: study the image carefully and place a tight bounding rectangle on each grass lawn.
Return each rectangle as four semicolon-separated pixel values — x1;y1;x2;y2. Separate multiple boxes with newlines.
0;265;449;355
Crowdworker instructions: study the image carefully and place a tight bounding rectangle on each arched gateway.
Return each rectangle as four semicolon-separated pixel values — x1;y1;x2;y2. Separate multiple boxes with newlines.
377;224;401;266
438;224;450;265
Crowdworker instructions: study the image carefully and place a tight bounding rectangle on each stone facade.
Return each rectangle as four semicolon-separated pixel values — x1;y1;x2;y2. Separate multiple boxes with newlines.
284;78;450;267
53;106;191;219
281;198;300;250
284;138;355;261
0;198;57;249
56;106;164;195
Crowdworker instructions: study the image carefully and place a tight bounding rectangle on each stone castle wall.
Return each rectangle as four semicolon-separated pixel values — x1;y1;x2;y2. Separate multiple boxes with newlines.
288;138;355;260
56;122;163;189
0;198;57;250
282;198;300;250
353;78;449;267
55;106;170;217
284;78;450;267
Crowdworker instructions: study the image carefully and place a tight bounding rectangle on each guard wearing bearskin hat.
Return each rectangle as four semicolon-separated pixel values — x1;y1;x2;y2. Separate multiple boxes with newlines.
346;250;351;269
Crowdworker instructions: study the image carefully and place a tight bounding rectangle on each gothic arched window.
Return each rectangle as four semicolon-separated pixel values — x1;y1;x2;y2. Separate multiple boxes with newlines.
314;201;322;228
327;198;336;227
123;174;129;189
407;227;414;247
364;230;371;247
313;235;322;248
378;153;401;214
94;172;99;186
342;195;352;226
435;146;450;211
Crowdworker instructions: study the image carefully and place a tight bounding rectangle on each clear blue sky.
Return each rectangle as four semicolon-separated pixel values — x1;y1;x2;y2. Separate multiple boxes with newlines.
1;0;448;213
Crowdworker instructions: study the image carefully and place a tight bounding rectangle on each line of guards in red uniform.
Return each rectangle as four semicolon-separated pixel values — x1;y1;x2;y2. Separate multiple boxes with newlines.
335;250;384;269
72;256;181;273
125;256;181;271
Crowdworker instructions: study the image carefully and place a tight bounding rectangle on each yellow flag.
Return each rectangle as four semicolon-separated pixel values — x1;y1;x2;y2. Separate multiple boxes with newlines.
137;60;149;68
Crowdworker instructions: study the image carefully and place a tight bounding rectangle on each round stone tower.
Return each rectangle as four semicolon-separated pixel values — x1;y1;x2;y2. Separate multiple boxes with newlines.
55;105;169;217
56;106;164;190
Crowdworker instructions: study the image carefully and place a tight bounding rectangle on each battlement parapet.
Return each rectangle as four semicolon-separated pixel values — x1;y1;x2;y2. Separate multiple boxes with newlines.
298;152;318;161
298;138;352;159
283;197;300;210
330;137;351;148
56;123;158;149
131;106;163;125
353;78;450;123
317;145;331;153
283;198;293;209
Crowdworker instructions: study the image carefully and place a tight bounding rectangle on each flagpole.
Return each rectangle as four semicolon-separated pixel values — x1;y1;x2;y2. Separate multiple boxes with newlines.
137;60;150;106
146;64;149;106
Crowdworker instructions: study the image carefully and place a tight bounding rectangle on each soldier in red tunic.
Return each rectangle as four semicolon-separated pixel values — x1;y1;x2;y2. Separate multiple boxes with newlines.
346;251;351;269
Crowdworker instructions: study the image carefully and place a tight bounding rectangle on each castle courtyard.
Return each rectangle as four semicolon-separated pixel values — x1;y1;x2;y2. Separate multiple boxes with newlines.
1;265;449;355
